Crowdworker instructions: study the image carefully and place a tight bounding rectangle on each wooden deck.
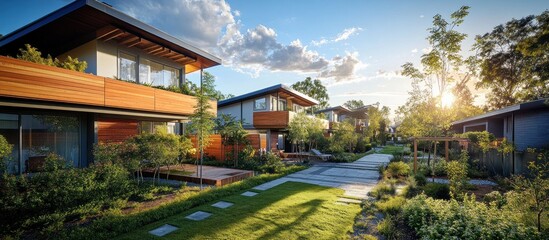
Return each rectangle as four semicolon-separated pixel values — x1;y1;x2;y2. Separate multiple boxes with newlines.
142;164;254;186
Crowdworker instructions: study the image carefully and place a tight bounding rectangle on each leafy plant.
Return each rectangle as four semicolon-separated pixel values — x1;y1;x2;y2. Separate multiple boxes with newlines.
423;183;450;200
385;161;411;179
17;44;87;72
446;154;469;199
511;157;548;232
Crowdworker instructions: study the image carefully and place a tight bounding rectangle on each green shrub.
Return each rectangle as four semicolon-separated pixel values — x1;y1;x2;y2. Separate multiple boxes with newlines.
403;194;540;239
385;161;410;179
369;182;396;200
423;183;450;200
258;153;284;174
375;196;406;215
17;44;87;72
376;216;398;239
446;160;468;199
414;173;427;186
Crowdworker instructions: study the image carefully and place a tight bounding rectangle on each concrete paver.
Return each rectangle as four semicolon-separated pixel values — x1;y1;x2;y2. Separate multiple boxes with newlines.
253;153;392;199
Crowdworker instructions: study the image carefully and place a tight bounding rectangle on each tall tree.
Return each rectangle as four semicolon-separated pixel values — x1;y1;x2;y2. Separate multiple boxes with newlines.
475;10;549;109
398;6;472;137
188;77;216;189
343;99;365;110
291;77;330;113
185;72;234;100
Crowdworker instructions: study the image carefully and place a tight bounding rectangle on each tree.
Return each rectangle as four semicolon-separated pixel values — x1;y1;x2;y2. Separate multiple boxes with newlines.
366;105;390;144
398;6;472;137
291;77;330;112
475;11;549;109
215;114;248;166
288;112;310;156
343;99;365;110
188;80;216;189
198;72;234;100
331;121;358;153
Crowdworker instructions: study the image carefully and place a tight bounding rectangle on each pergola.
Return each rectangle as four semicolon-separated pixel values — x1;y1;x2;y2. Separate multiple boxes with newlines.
411;137;470;174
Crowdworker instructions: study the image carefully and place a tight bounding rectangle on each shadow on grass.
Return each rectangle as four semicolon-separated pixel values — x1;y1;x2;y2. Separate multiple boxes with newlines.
120;182;346;239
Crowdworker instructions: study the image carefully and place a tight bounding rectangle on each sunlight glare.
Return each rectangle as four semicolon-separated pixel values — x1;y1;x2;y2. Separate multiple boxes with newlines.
441;92;455;108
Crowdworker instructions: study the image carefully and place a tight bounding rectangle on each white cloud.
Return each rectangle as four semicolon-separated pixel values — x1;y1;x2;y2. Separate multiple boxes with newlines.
311;27;363;46
334;27;363;42
335;91;408;97
112;0;235;49
420;15;425;18
422;47;433;54
411;48;418;53
326;69;405;87
112;0;361;81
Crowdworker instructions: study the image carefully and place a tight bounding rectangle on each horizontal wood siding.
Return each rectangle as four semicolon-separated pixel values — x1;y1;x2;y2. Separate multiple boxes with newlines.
104;78;155;111
97;119;138;143
0;57;214;116
253;111;290;129
514;109;549;151
0;56;105;106
155;89;196;115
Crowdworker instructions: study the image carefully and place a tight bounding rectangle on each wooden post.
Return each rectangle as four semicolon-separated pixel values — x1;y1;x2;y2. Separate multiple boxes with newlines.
445;140;449;161
413;139;417;174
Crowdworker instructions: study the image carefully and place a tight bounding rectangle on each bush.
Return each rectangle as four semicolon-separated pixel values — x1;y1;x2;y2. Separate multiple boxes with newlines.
446;160;468;198
423;183;450;200
375;196;406;215
385;161;410;179
414;174;427;186
376;216;398;239
329;152;365;163
403;194;540;239
0;154;135;238
257;153;284;174
369;182;396;200
17;44;87;72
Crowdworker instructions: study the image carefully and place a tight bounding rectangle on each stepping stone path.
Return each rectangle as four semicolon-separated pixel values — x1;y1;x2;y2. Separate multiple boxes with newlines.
212;201;234;209
185;211;212;221
149;224;179;237
241;191;258;197
254;154;392;199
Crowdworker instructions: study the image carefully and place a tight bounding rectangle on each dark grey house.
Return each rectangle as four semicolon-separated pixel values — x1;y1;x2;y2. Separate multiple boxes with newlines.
451;99;549;175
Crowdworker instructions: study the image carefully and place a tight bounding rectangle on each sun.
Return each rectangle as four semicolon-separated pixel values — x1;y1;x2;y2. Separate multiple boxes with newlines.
441;92;455;108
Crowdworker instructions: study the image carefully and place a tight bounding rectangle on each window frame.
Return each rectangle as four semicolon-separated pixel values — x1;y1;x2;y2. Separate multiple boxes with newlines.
254;97;267;111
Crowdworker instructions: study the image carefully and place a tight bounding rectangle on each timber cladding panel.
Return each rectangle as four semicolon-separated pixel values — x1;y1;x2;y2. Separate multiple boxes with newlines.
190;134;264;161
0;56;105;106
253;111;290;128
97;119;138;143
0;57;212;116
104;78;155;111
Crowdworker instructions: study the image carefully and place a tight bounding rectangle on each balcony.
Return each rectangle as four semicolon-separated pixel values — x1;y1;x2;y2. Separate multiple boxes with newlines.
0;56;216;116
253;111;329;129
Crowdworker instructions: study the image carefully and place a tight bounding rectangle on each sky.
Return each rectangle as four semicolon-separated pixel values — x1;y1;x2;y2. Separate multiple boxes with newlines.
1;0;547;119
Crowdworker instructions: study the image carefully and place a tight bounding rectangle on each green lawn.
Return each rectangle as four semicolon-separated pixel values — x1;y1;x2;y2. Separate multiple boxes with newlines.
379;145;406;155
116;182;361;240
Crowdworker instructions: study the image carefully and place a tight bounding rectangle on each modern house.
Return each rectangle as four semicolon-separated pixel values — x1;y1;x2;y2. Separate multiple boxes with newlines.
317;105;371;133
451;99;549;175
0;0;221;174
217;84;327;153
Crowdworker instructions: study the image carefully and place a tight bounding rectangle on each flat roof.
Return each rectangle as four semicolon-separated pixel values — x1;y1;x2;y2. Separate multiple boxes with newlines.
218;84;319;107
316;106;351;114
452;98;548;125
0;0;221;73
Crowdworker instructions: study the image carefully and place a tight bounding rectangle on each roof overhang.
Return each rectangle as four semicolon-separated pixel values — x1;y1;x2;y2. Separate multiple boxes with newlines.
451;99;548;125
218;84;319;107
0;0;221;73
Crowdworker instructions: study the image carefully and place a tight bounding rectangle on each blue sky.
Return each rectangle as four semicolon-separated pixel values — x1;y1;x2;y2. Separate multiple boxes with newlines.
1;0;547;117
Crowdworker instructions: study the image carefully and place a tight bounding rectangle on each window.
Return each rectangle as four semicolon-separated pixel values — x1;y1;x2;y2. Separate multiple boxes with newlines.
139;121;180;134
278;99;287;111
120;52;181;87
254;98;267;111
119;52;137;82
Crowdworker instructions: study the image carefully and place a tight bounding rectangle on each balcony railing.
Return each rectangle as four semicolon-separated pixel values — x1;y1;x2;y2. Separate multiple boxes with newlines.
253;110;329;129
0;56;215;115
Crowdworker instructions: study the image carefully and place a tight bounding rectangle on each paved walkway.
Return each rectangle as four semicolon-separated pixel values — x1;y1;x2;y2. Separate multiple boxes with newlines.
253;154;392;198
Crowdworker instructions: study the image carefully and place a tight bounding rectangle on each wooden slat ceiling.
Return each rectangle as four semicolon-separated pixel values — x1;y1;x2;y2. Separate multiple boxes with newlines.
273;90;316;107
96;25;197;67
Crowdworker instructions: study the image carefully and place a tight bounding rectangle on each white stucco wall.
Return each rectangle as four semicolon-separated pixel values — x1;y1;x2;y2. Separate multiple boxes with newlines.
58;40;98;75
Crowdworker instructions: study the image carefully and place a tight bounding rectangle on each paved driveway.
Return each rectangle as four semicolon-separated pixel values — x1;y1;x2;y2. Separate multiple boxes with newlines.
253;154;392;198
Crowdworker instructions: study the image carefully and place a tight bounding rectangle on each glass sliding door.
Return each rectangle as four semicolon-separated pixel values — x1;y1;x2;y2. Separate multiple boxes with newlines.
0;113;19;174
22;114;80;172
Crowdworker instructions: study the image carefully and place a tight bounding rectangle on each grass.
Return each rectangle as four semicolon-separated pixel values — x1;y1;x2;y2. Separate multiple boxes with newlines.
379;145;405;155
116;182;361;239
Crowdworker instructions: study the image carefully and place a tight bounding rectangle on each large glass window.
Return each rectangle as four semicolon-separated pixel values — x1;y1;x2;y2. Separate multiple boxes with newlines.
139;121;179;135
22;115;80;172
163;66;179;88
119;52;137;82
0;114;19;174
139;59;163;86
254;98;267;111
